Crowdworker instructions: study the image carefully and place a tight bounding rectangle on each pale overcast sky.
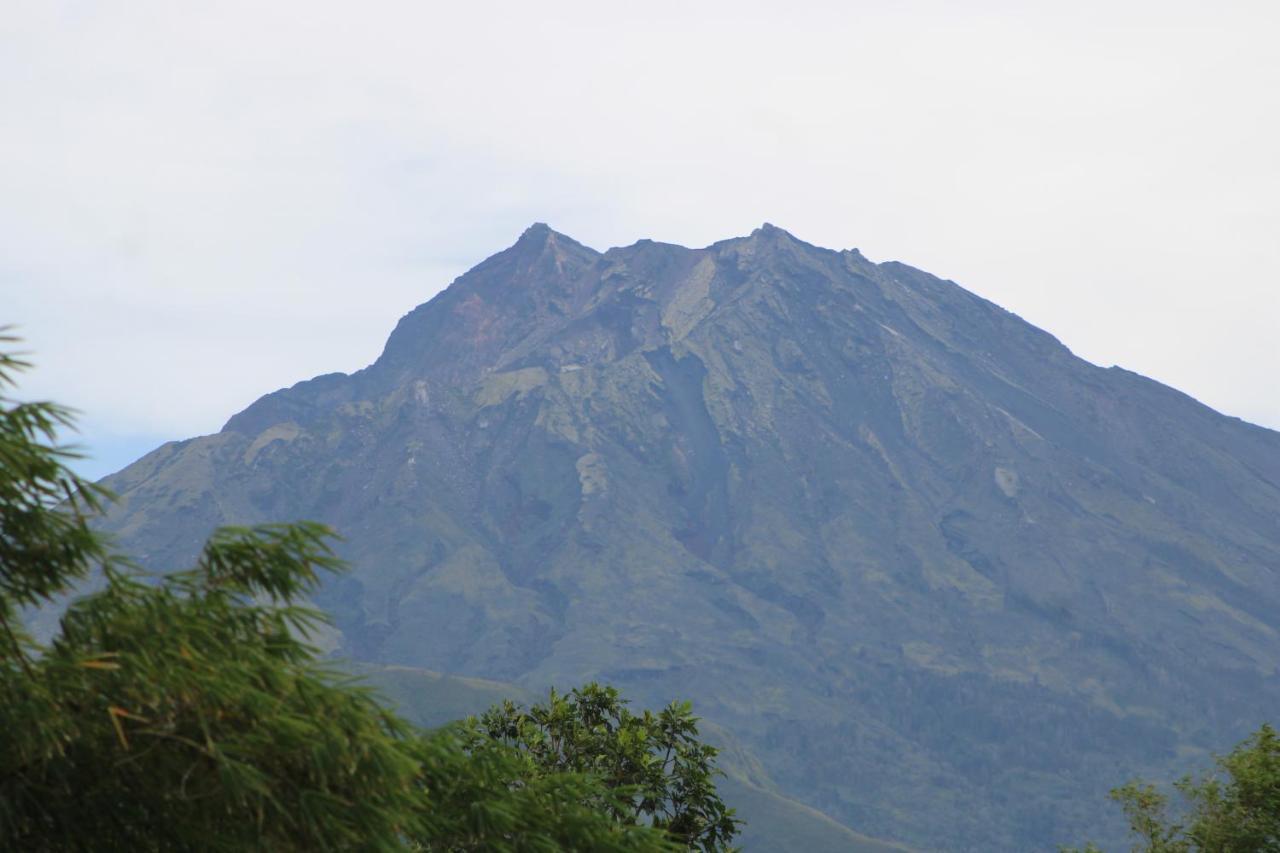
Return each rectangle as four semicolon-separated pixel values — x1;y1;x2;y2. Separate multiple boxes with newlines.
3;0;1278;479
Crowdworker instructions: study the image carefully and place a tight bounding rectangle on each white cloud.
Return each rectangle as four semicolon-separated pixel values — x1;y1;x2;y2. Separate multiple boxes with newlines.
3;0;1278;473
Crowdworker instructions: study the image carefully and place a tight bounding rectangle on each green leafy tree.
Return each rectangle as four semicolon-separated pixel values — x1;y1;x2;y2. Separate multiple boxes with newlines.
1063;723;1280;852
470;683;742;851
0;332;678;851
412;727;674;852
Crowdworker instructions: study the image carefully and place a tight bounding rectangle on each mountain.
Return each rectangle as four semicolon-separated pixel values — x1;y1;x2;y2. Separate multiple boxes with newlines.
97;224;1280;851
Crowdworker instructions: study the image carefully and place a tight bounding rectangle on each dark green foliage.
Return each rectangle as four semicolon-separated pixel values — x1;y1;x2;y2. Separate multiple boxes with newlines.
0;331;109;638
0;337;691;851
3;525;430;851
470;683;741;851
413;727;675;852
1064;723;1280;852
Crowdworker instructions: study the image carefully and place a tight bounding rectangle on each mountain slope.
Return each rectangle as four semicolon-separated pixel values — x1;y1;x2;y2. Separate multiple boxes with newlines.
99;224;1280;850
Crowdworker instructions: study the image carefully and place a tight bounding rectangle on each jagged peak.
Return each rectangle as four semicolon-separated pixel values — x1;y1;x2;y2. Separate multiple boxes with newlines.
437;222;602;290
752;222;794;239
707;222;837;260
510;222;598;257
517;221;554;243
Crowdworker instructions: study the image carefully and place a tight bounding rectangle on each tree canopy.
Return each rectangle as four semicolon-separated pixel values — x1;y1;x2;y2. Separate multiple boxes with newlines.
1064;723;1279;853
470;683;741;852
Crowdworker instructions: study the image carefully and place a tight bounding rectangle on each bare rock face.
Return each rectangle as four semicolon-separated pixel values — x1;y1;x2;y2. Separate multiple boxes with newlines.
100;224;1280;851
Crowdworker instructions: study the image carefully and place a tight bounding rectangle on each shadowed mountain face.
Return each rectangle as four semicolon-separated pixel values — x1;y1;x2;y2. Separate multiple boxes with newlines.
99;224;1280;851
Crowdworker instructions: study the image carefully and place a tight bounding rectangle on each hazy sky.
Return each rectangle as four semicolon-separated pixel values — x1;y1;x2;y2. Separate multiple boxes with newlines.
4;1;1278;479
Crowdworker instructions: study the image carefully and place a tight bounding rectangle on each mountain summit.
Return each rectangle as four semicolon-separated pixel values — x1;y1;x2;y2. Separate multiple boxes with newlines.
101;226;1280;851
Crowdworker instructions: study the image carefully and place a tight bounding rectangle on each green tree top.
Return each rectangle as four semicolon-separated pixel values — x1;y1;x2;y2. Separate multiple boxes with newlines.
470;683;742;851
1064;723;1280;853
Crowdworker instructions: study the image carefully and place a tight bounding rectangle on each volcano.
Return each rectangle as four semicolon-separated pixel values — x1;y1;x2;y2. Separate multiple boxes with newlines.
99;224;1280;850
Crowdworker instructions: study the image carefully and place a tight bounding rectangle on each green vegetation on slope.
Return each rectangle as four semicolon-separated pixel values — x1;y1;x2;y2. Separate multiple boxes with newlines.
357;662;531;728
716;776;914;853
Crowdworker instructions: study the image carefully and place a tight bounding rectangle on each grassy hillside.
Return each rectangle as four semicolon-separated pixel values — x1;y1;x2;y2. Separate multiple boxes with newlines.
717;776;915;853
355;663;530;728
